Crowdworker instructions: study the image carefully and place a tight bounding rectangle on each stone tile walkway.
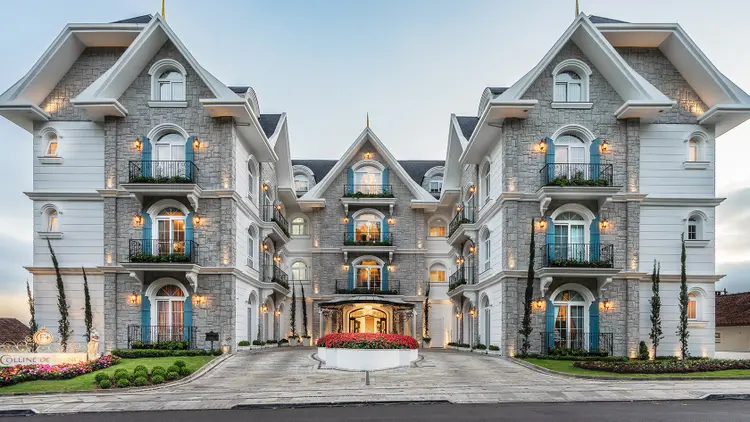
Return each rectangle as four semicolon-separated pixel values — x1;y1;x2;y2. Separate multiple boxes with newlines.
3;348;750;414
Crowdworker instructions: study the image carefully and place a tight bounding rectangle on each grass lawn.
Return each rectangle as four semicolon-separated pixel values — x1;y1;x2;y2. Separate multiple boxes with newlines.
523;358;750;378
0;355;215;394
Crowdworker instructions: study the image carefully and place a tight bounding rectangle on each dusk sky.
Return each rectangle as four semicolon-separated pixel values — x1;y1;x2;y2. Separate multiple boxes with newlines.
0;0;748;322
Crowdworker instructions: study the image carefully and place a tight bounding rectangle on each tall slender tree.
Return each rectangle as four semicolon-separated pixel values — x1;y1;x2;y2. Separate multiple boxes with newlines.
26;280;38;352
677;233;690;360
519;218;536;355
648;260;663;358
300;280;309;337
47;239;71;351
82;267;93;342
423;282;431;340
289;281;297;338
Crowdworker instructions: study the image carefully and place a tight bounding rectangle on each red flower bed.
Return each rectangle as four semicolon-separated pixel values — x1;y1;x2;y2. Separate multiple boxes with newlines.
316;333;418;349
573;359;750;374
0;355;120;387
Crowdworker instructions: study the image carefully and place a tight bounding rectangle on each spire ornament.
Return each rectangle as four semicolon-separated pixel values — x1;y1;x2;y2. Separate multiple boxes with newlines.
162;0;166;20
575;0;579;18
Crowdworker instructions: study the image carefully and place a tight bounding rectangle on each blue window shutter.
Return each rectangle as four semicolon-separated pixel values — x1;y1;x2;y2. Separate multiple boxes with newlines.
589;300;600;352
141;136;151;177
382;216;389;243
184;295;193;342
545;216;555;262
347;168;354;194
185;212;194;258
141;297;151;342
348;265;354;290
590;218;600;261
186;136;195;180
382;264;389;291
142;212;152;255
347;216;354;241
545;136;555;183
545;299;555;352
590;138;601;180
382;168;389;194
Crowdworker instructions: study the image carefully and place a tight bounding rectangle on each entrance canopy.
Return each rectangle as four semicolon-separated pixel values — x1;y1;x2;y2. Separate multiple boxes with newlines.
318;295;415;308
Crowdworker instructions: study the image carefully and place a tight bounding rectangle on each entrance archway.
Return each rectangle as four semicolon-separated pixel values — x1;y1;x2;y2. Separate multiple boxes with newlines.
348;307;387;333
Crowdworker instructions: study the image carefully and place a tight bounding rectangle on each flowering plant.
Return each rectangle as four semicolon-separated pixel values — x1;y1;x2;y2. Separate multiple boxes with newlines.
0;355;120;387
574;359;750;374
316;333;418;349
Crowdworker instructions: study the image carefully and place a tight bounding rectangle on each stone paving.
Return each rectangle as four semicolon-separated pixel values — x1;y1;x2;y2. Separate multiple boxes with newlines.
4;348;750;414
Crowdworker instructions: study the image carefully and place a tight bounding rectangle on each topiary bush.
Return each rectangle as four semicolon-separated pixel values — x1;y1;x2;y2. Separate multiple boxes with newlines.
114;368;129;378
98;379;112;389
151;375;164;384
114;370;130;380
179;367;192;377
134;370;148;380
488;345;500;351
116;378;131;388
151;366;166;374
133;376;148;387
638;341;650;361
252;340;265;346
165;371;179;381
167;365;180;374
94;372;110;383
238;340;251;346
173;360;187;369
134;364;148;373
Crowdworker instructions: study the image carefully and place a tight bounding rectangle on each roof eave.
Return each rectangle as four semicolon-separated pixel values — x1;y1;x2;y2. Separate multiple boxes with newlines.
460;100;538;165
200;99;278;162
0;103;50;132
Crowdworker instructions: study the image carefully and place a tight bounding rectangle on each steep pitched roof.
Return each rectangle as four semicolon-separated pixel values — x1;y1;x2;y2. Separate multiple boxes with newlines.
112;14;153;24
258;114;283;138
716;292;750;327
455;116;479;141
399;160;445;185
300;128;438;204
0;318;29;343
588;15;628;24
291;160;337;183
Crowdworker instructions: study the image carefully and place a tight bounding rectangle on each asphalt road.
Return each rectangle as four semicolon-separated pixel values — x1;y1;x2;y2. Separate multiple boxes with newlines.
4;401;750;421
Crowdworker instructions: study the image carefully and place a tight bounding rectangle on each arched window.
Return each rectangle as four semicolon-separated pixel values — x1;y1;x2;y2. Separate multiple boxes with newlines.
46;208;59;232
154;133;186;163
553;289;587;349
429;263;446;282
247;226;256;268
554;71;582;102
291;217;309;236
552;59;592;105
156;207;186;254
429;174;443;194
354;213;382;242
355;259;382;290
554;134;587;181
553;211;586;260
688;293;697;320
480;161;491;205
686;212;705;241
355;165;382;194
157;70;185;101
428;218;447;237
290;261;308;281
152;283;186;338
688;139;698;162
294;174;310;194
481;229;491;271
247;158;257;202
44;132;59;157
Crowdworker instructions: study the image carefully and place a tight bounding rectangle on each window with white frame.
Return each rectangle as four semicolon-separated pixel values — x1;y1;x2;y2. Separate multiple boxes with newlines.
554;211;587;260
152;284;185;335
247;226;256;268
294;174;310;194
429;174;443;194
355;259;382;290
354;165;382;194
686;213;704;241
688;139;698;162
291;217;309;236
44;132;59;157
480;161;491;205
154;133;186;162
554;71;582;102
46;208;59;232
247;159;257;201
156;70;185;101
428;218;447;237
429;263;446;282
481;229;491;271
688;292;697;320
291;261;308;281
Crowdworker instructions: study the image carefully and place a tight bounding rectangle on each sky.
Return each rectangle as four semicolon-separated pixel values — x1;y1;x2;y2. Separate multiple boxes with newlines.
0;0;749;322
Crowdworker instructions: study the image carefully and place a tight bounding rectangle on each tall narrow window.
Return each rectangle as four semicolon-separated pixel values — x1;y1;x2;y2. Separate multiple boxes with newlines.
554;71;582;102
429;175;443;194
481;162;491;205
688;293;697;320
688;217;698;240
247;160;256;201
47;209;59;232
44;133;59;156
247;226;256;268
482;230;491;271
157;71;185;101
688;139;698;162
153;284;185;341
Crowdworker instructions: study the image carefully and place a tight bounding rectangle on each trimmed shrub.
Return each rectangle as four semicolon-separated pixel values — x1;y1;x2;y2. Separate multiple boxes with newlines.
134;365;148;373
474;344;487;350
134;370;148;380
133;376;148;387
179;367;193;377
151;366;166;375
238;340;251;346
173;360;187;369
98;379;112;389
316;333;418;350
111;349;212;359
519;353;628;362
266;340;278;344
212;349;223;356
116;378;131;388
252;340;265;346
165;371;179;381
638;341;650;361
94;372;110;383
278;339;289;345
488;345;500;351
151;374;164;384
574;359;750;374
114;370;130;380
167;365;180;374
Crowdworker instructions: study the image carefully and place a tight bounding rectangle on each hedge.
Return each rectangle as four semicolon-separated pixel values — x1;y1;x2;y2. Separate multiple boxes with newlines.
574;359;750;374
111;348;221;359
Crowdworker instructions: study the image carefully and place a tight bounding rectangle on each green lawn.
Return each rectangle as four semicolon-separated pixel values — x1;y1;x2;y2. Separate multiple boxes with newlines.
523;358;750;378
0;355;215;394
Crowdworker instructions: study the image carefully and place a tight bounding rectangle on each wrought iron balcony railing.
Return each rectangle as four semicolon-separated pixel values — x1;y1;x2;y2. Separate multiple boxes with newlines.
262;205;290;237
343;231;393;246
128;160;199;183
128;239;197;263
263;264;289;289
540;243;614;268
127;325;198;349
343;184;394;197
335;279;400;295
448;206;475;238
448;264;476;291
540;331;613;356
540;163;613;187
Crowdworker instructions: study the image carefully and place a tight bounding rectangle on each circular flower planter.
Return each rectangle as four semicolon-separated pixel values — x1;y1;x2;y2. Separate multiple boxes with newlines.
316;333;418;371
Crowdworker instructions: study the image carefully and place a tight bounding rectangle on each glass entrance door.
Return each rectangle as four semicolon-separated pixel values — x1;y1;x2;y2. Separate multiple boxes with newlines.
156;208;185;255
349;308;387;333
553;290;586;350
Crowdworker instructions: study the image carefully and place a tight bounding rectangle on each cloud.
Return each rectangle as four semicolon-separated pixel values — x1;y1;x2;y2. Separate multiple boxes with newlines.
717;261;750;293
0;233;33;320
716;187;750;264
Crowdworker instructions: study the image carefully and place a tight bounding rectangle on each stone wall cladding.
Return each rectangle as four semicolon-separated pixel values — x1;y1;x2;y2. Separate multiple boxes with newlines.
616;47;707;124
40;47;126;120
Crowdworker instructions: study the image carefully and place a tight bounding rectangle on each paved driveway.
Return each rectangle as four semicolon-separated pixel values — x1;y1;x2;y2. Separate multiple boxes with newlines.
4;348;750;414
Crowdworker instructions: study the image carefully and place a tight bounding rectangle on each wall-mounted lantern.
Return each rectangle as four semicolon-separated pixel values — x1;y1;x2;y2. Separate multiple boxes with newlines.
134;138;143;151
193;215;202;226
128;291;139;305
532;298;545;311
599;218;610;231
133;215;143;226
600;140;609;153
192;137;201;150
537;138;547;153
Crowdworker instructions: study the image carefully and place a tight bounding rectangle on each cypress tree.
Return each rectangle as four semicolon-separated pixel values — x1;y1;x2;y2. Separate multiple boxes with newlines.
47;239;71;352
648;260;663;358
677;233;690;360
26;280;38;352
519;218;535;355
423;282;431;339
290;281;297;338
301;281;309;337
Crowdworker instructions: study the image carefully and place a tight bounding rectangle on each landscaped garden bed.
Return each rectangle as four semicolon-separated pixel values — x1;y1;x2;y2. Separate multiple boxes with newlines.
94;359;194;389
1;355;119;388
573;359;750;374
317;333;418;371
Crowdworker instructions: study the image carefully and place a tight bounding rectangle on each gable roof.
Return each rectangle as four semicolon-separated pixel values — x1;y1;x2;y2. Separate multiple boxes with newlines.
716;292;750;327
588;15;628;24
455;116;479;141
291;160;337;183
113;14;153;24
400;160;445;185
258;114;283;138
300;128;438;204
0;318;29;343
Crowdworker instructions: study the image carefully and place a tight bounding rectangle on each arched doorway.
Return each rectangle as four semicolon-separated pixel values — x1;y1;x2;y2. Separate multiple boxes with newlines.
348;307;387;334
550;285;593;350
481;295;490;346
247;292;257;342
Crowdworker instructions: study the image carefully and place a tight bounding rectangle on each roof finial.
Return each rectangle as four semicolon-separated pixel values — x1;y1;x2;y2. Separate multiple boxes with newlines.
162;0;166;20
366;112;370;128
575;0;579;18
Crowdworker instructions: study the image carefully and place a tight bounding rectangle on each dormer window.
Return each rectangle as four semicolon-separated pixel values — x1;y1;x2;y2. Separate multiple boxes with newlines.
294;174;310;194
551;59;592;107
158;71;185;101
429;174;443;194
554;71;582;102
149;59;188;106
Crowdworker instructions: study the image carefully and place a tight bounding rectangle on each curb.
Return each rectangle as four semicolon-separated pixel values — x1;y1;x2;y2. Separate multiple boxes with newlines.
231;400;452;410
701;394;750;400
510;358;750;381
0;409;37;416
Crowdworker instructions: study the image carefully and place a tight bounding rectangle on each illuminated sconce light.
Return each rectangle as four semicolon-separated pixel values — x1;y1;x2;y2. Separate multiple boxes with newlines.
388;216;395;225
261;304;268;313
600;140;609;153
468;185;476;194
344;216;349;223
456;204;464;212
261;243;268;251
193;215;202;226
134;138;143;151
343;264;350;271
192;137;201;150
128;291;139;305
469;246;476;254
469;308;477;318
273;255;281;263
537;138;547;153
455;313;461;319
532;298;545;310
599;218;609;231
602;298;613;311
456;257;465;265
133;215;143;226
387;265;394;271
274;203;282;211
262;184;269;192
537;219;547;230
194;292;205;305
275;309;281;317
364;152;372;159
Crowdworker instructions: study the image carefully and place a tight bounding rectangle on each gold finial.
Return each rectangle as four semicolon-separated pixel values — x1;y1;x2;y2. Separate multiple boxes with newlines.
575;0;579;17
366;112;370;128
162;0;166;20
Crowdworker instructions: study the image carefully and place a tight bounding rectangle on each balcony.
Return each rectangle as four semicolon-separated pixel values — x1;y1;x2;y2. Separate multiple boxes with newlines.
127;239;198;263
448;264;477;292
539;331;613;356
447;206;476;246
341;184;396;210
127;325;199;349
122;160;202;210
335;279;401;295
344;231;393;246
537;243;619;280
262;204;290;241
537;163;621;213
263;264;289;290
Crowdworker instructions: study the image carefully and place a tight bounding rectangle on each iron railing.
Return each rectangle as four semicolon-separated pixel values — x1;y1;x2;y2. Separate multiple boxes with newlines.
540;163;613;187
448;206;475;238
127;325;199;349
263;264;289;289
540;331;613;356
128;160;198;183
539;243;614;268
448;264;476;291
262;204;289;237
343;184;394;196
335;279;400;295
343;231;393;246
128;239;198;263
